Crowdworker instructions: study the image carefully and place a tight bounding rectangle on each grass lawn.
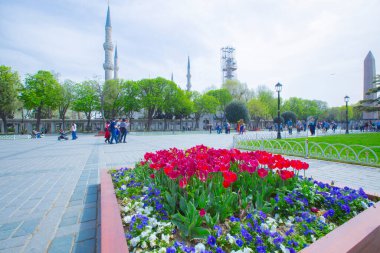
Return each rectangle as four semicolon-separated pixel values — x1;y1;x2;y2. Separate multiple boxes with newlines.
238;133;380;166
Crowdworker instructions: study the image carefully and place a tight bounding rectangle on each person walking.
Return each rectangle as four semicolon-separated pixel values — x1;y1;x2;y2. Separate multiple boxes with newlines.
119;118;128;143
287;119;293;135
71;123;77;140
104;120;110;143
109;119;118;144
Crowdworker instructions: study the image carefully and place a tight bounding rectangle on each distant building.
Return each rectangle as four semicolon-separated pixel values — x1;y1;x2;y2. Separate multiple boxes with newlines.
363;51;378;120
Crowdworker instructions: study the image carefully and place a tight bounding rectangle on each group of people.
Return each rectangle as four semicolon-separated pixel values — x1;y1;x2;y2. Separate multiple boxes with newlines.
104;118;130;144
215;122;231;134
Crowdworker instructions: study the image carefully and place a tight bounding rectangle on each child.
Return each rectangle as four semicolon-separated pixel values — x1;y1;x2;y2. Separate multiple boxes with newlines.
104;121;110;143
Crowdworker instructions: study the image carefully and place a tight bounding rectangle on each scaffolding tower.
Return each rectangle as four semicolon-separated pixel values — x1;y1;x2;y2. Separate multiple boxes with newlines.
221;46;237;84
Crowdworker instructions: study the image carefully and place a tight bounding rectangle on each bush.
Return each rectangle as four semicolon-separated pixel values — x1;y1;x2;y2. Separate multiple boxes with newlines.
225;101;249;123
281;111;297;124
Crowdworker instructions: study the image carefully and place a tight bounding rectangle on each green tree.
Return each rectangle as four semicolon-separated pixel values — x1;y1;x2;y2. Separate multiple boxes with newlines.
193;92;219;129
256;85;277;119
72;80;100;129
173;90;194;130
281;111;297;124
247;98;270;128
120;80;141;120
0;66;21;133
357;75;380;112
58;79;76;130
138;77;170;131
206;88;233;121
21;70;61;131
225;101;249;124
103;79;124;119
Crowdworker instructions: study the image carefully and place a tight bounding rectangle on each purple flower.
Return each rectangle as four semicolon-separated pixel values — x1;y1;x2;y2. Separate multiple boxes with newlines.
166;247;176;253
236;238;244;247
285;226;294;236
216;248;225;253
207;235;216;247
214;225;223;238
340;204;351;214
241;227;253;242
273;235;284;245
257;245;267;253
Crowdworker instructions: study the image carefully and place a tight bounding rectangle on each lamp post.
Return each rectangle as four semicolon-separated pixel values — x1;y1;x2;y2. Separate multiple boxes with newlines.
275;82;283;139
344;95;350;134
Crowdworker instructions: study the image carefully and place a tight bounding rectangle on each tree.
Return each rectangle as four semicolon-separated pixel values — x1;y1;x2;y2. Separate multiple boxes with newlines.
173;90;194;130
120;80;141;120
21;70;61;131
256;85;277;119
357;74;380;112
138;77;170;131
193;92;219;129
281;111;297;124
103;79;124;119
225;101;249;124
0;66;21;133
58;79;76;130
222;79;254;102
247;98;270;129
72;80;100;129
206;89;233;121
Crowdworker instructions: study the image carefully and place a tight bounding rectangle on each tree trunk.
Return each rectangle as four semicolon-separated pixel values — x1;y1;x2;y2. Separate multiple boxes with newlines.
147;109;154;131
86;113;91;130
0;115;7;133
164;118;167;131
36;107;42;131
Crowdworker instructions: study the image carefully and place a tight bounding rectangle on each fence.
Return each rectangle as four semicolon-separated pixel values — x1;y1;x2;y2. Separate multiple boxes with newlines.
233;132;380;166
0;134;32;140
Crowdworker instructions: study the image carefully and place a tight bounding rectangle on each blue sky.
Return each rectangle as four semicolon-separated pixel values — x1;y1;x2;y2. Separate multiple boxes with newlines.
1;0;379;107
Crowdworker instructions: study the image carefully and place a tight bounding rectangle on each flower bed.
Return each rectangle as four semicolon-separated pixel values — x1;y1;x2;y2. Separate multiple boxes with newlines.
110;145;375;253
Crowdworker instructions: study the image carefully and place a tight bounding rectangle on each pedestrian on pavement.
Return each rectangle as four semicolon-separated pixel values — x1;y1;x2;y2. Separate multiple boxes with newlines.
119;118;128;143
109;119;118;144
104;120;110;143
71;122;77;140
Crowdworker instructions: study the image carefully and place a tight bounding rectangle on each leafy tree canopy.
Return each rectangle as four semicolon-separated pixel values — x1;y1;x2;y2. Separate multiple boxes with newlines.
225;101;249;123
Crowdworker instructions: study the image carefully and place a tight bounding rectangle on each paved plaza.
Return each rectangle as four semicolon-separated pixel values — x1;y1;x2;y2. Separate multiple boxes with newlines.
0;133;379;252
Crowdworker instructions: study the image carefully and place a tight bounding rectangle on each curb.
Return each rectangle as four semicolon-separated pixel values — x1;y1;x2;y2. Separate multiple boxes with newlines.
100;169;129;253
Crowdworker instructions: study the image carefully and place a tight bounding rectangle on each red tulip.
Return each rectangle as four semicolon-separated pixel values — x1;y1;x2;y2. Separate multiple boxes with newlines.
179;178;188;188
150;174;155;179
199;208;206;217
257;168;268;178
310;207;319;213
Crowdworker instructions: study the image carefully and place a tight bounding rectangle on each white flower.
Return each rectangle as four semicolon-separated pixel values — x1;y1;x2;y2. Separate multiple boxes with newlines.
311;235;316;242
288;216;294;222
158;248;166;253
319;216;326;223
195;243;205;253
141;230;150;238
285;220;293;227
130;236;140;247
231;251;243;253
226;233;235;244
149;217;158;227
270;225;277;233
280;244;290;253
123;215;132;223
243;248;253;253
142;186;149;192
141;241;147;249
161;234;170;244
149;233;157;247
260;223;269;231
136;249;143;253
266;217;276;225
361;201;369;209
121;185;126;190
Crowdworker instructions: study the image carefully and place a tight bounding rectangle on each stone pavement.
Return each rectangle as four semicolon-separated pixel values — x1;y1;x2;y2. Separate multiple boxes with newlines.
0;132;379;253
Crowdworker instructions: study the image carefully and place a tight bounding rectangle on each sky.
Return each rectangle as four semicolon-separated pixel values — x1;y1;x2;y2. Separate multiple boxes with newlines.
1;0;379;107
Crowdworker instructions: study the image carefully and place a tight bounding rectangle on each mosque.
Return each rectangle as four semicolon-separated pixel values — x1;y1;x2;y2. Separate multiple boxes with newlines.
102;5;192;92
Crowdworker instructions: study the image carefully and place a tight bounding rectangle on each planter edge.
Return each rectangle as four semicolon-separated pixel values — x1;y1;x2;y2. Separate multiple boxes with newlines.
101;169;129;253
300;201;380;253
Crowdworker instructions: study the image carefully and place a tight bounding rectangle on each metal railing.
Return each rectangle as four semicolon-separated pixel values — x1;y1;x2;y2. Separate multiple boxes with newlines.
233;132;380;166
0;134;32;140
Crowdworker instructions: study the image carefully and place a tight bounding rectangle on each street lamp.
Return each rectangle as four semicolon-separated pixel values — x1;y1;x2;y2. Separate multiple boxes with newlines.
344;95;350;134
275;82;283;139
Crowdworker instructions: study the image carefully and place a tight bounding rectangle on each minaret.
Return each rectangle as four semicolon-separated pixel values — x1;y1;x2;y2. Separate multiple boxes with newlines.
114;44;119;79
103;5;114;81
186;56;191;91
363;51;378;119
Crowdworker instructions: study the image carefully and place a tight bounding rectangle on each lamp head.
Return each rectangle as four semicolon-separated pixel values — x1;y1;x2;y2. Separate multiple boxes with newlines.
344;95;350;103
275;82;283;92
